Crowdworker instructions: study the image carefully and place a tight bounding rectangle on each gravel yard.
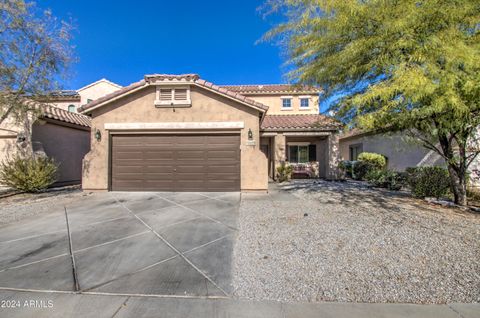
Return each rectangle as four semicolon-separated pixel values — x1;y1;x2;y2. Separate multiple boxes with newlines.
0;186;89;225
233;180;480;304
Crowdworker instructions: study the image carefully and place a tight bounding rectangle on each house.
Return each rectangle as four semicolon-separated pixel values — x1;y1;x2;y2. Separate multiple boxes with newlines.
49;78;122;113
339;130;480;188
0;105;91;186
78;74;342;192
0;79;121;186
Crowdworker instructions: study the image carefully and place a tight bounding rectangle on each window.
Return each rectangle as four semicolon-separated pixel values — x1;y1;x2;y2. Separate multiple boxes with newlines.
300;98;309;108
282;98;292;108
349;144;363;161
155;87;191;107
68;104;76;112
87;99;93;103
288;144;316;163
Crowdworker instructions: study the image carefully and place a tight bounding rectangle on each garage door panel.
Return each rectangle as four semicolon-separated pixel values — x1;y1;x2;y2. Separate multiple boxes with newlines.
113;151;143;160
176;150;205;159
144;165;175;173
111;134;240;191
144;150;175;160
205;165;238;173
175;165;205;173
144;173;174;180
113;166;144;174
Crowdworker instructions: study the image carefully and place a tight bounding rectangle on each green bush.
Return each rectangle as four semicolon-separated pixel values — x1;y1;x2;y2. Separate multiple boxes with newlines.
366;169;406;191
357;152;387;170
406;166;450;199
276;161;293;183
352;161;376;180
0;156;58;192
338;160;354;178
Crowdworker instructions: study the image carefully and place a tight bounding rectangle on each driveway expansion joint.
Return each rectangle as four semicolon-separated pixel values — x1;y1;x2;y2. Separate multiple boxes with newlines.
153;193;238;231
112;194;231;297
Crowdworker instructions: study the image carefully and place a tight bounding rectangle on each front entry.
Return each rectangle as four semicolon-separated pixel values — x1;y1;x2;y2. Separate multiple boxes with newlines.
110;134;240;191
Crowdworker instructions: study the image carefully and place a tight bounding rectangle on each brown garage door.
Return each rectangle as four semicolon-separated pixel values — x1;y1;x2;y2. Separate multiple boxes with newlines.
111;134;240;191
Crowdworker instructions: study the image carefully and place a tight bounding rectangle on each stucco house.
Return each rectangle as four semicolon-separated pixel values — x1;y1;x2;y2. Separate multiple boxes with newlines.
0;79;121;186
49;78;122;113
339;130;480;188
78;74;342;192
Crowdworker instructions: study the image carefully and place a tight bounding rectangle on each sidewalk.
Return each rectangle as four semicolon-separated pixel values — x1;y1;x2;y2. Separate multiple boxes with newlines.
0;290;477;318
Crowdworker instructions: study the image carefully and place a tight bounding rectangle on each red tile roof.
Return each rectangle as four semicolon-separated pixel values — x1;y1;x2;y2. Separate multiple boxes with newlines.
78;74;269;113
261;114;341;131
221;84;321;95
39;104;91;128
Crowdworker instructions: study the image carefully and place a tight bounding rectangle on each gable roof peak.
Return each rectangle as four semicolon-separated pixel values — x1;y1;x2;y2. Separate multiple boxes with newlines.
145;74;200;83
77;78;122;92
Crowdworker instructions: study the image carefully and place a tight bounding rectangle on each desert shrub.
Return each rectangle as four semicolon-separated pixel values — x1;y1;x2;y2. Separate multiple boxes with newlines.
357;152;387;170
338;160;354;178
0;156;58;192
352;161;376;180
406;166;450;199
276;161;293;183
366;169;406;191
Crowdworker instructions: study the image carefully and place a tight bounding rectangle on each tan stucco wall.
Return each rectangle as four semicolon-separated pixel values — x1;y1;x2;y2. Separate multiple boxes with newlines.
32;121;90;185
78;80;121;106
245;94;319;114
82;85;268;191
51;100;81;112
339;132;444;171
52;80;121;112
0;113;35;165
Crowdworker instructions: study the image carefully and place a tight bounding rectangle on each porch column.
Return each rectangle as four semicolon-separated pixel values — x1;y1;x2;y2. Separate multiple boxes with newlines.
274;133;286;179
326;132;341;179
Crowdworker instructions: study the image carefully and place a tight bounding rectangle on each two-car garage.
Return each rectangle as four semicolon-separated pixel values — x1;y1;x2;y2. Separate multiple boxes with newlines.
79;74;269;192
110;134;241;191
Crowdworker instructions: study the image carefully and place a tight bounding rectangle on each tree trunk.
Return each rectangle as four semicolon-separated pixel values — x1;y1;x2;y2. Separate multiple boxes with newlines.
447;165;467;206
437;131;469;206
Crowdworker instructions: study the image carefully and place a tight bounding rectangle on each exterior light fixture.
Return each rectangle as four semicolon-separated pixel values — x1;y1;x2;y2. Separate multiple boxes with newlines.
248;128;253;140
16;132;26;143
95;129;101;142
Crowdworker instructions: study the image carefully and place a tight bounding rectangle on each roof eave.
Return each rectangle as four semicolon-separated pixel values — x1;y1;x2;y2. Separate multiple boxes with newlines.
260;127;341;132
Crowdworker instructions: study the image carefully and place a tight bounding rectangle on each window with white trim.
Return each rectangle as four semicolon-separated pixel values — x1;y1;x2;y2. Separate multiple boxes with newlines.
282;98;292;108
155;87;191;107
68;104;76;112
300;98;309;108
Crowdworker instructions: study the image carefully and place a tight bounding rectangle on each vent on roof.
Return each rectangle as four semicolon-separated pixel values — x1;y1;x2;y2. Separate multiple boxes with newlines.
160;89;172;101
174;89;187;101
155;87;191;108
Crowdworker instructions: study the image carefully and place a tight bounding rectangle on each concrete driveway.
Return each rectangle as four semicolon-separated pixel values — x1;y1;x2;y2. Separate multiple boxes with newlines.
0;191;239;297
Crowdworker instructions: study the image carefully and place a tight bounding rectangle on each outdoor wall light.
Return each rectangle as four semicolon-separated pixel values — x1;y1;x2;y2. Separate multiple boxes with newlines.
95;129;101;142
16;132;26;143
248;128;253;140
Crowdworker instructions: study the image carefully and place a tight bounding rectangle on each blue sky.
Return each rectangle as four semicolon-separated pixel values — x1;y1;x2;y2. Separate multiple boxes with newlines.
42;0;286;90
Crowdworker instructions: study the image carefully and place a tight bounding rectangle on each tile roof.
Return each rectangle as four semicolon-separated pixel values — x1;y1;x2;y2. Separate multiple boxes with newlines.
39;104;91;128
261;114;341;131
221;84;321;95
78;74;269;113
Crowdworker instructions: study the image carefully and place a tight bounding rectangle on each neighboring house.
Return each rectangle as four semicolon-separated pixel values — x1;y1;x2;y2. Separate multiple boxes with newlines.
0;105;91;186
339;130;480;188
0;79;121;186
51;78;122;113
78;74;342;192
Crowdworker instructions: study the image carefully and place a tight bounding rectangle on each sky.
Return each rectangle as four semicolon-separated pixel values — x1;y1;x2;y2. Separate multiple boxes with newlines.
42;0;287;90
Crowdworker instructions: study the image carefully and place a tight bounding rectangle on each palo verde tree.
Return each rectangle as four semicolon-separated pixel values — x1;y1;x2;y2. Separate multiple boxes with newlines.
263;0;480;205
0;0;74;126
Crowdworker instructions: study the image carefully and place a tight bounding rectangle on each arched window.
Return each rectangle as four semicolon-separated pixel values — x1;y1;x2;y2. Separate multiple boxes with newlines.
68;105;76;112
